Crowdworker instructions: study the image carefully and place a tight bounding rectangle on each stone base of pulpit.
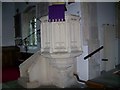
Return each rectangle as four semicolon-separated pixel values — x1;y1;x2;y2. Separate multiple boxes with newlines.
48;58;77;88
40;51;82;88
18;51;81;88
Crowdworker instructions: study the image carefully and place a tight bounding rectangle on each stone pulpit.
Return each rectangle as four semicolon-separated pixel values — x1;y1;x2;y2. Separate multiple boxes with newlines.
40;14;82;87
18;13;82;88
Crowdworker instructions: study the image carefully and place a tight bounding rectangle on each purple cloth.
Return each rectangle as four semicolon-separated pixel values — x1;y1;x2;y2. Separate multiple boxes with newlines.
48;4;65;22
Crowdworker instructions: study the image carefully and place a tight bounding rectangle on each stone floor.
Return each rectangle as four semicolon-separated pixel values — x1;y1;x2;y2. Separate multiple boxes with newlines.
90;64;120;88
2;80;86;88
2;65;120;89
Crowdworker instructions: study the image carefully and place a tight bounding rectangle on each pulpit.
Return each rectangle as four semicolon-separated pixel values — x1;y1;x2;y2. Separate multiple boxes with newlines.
18;14;82;88
40;14;83;87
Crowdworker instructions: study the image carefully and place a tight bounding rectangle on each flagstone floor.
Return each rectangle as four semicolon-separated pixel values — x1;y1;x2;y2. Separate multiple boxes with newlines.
2;64;120;89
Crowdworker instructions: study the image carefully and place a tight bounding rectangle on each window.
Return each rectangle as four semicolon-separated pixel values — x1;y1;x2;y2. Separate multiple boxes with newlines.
28;18;37;46
22;5;38;47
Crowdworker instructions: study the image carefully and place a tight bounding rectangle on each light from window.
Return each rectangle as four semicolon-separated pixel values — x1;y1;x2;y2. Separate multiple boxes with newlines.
29;18;37;46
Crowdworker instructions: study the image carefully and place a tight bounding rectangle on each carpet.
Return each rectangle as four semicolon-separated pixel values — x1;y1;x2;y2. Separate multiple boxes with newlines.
2;67;20;83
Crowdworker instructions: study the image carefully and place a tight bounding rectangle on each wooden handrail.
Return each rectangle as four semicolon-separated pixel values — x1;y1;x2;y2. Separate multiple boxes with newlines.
84;46;103;60
74;73;106;88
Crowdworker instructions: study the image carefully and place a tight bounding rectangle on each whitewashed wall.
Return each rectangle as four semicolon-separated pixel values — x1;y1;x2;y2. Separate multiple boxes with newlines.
67;2;117;80
2;2;15;46
103;25;118;71
97;2;118;71
66;2;89;80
